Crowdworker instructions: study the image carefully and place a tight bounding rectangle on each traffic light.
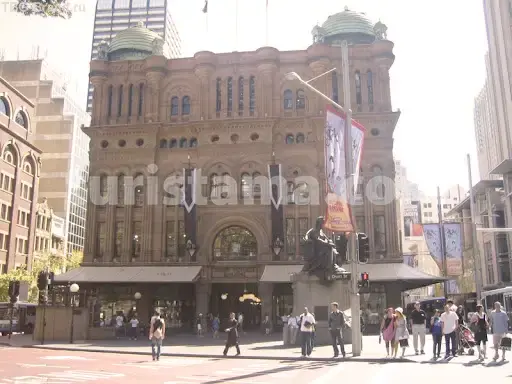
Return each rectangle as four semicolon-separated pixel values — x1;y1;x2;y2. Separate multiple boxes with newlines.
357;233;370;264
8;281;20;303
335;234;348;264
37;271;48;291
361;272;370;288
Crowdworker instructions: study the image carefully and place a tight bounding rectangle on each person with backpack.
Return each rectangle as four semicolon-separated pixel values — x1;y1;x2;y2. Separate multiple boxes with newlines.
149;312;165;361
430;309;443;358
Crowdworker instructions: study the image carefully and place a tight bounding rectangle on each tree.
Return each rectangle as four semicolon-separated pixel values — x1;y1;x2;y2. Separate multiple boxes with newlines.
0;268;30;302
15;0;72;19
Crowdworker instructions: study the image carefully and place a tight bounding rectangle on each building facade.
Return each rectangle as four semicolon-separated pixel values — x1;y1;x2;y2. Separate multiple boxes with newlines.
0;77;42;273
33;197;66;260
57;8;440;332
0;60;91;255
87;0;182;112
419;185;466;224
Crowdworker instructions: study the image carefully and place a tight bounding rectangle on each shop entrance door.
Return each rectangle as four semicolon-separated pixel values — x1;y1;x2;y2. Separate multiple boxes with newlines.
210;283;261;330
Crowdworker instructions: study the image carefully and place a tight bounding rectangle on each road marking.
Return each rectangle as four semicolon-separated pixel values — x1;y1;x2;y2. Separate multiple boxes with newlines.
2;370;124;383
40;356;95;361
17;363;71;368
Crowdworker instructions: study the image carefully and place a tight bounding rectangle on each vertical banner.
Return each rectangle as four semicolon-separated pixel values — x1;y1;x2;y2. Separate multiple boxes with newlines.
444;223;463;276
323;105;365;232
268;163;284;257
404;201;423;237
183;168;197;261
422;224;443;270
446;280;460;294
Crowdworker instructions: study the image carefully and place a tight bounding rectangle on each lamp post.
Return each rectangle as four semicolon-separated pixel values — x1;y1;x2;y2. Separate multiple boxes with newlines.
134;292;141;312
285;40;362;356
271;238;284;257
69;283;79;344
186;240;197;259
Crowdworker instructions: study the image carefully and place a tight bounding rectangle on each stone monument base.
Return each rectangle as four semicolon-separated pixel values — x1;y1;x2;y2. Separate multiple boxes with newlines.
291;272;354;345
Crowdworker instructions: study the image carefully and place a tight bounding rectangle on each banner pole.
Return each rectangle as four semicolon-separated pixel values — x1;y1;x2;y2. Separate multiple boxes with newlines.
437;186;449;298
467;154;482;301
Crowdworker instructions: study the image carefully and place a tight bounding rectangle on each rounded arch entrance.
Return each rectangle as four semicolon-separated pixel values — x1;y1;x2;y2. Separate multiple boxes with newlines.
212;225;257;261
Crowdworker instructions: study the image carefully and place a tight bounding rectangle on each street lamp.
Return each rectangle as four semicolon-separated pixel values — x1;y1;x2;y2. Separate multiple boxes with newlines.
69;283;79;344
271;237;284;257
134;291;141;312
186;240;197;259
284;40;362;357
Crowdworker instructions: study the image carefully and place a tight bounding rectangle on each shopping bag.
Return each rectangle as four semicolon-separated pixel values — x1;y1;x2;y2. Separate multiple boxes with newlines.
500;335;511;351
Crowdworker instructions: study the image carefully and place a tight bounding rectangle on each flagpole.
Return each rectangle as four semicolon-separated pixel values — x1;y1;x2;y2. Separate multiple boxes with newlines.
437;186;449;298
467;153;483;301
265;0;269;46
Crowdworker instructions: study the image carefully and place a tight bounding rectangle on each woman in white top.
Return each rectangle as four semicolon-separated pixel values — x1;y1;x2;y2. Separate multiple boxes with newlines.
129;315;139;340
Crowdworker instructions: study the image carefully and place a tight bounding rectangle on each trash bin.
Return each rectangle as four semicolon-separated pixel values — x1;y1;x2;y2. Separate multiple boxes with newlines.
283;324;290;345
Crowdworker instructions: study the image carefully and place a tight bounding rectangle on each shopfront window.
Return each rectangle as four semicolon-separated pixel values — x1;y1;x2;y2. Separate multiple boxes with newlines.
89;286;138;328
359;283;386;334
213;226;257;261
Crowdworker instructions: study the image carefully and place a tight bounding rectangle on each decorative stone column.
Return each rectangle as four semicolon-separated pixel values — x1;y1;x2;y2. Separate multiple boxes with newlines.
141;202;153;262
104;204;116;261
195;282;211;316
145;71;164;122
377;60;392;112
89;76;106;126
123;205;133;263
257;63;276;117
308;58;331;112
84;199;97;262
194;65;214;120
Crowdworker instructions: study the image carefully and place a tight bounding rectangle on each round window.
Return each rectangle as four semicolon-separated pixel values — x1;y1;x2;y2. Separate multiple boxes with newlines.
100;140;108;148
136;139;144;147
118;139;126;147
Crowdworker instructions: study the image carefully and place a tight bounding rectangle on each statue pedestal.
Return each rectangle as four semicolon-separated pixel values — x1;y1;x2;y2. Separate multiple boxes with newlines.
291;272;354;345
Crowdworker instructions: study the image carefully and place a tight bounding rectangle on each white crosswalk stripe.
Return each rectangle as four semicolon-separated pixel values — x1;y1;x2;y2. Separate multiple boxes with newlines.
1;370;123;383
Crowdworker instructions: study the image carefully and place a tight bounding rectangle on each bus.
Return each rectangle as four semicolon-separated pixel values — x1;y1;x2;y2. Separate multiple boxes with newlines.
0;302;36;336
481;287;512;329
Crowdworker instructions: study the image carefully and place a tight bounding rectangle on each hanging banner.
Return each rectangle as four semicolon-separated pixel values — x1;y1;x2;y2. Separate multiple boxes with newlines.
323;105;365;232
444;223;463;276
422;224;443;269
403;201;423;237
446;279;460;294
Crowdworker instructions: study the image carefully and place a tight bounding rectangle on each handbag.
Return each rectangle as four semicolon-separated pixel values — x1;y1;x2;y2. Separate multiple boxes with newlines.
500;335;511;351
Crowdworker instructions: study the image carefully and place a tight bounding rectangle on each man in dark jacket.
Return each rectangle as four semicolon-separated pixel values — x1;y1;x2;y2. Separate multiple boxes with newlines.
328;302;346;358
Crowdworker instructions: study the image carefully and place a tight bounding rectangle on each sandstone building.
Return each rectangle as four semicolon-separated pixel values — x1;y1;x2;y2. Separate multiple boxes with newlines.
57;8;440;333
0;76;42;273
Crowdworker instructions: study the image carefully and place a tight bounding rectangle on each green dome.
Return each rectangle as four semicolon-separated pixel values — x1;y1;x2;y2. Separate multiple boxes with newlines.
313;7;376;45
108;21;169;61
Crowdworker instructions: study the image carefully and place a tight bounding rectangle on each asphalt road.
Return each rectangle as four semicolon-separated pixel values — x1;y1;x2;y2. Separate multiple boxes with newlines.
0;347;510;383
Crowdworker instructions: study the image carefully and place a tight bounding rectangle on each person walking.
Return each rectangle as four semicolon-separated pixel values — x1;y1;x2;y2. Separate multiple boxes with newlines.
212;315;220;338
223;312;241;356
328;302;346;358
410;301;426;355
380;308;396;358
393;307;409;359
299;307;316;357
129;314;139;340
440;304;459;358
471;304;489;361
149;312;165;361
490;301;509;362
430;309;443;359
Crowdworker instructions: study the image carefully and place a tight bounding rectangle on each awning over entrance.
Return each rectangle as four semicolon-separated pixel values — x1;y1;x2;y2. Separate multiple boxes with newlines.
342;262;446;291
260;265;304;282
53;266;202;283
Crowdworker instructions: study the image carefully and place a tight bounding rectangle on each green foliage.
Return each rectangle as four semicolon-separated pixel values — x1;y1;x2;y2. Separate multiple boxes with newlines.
0;251;83;303
15;0;72;19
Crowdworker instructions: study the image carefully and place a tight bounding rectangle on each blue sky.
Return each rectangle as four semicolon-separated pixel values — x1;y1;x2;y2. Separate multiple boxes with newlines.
0;0;488;195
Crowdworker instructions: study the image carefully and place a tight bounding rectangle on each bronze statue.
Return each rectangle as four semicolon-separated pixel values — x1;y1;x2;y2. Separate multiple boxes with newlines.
301;216;347;281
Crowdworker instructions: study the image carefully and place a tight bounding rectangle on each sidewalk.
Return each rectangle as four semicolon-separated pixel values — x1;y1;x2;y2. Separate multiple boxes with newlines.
0;333;477;364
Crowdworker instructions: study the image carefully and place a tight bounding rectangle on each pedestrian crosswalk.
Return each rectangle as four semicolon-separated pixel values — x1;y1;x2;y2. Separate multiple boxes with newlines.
113;357;207;371
1;370;123;383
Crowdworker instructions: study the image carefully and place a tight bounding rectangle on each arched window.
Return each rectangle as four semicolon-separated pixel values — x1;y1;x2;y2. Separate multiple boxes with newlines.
356;167;364;197
189;138;198;147
367;70;374;108
252;171;261;197
179;137;188;148
0;97;10;117
227;77;233;112
128;84;133;116
371;165;385;199
99;174;108;195
249;76;255;114
138;83;144;117
3;144;16;165
210;173;220;198
296;133;305;143
283;89;293;109
107;85;113;117
117;173;125;205
286;181;295;204
171;96;179;116
238;76;244;115
134;173;144;206
170;139;177;148
294;182;310;204
296;89;305;109
182;96;191;115
15;111;27;128
285;134;295;144
216;77;222;112
332;71;339;103
213;226;257;261
159;139;168;148
355;71;362;106
23;157;34;175
117;85;123;117
240;172;251;198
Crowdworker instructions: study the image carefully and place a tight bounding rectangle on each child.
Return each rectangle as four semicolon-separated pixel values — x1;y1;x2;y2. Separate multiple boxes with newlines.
430;309;442;358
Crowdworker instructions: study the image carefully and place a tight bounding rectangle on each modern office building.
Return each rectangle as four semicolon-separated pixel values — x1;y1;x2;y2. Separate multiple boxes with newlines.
86;0;182;112
56;8;442;335
0;60;91;256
